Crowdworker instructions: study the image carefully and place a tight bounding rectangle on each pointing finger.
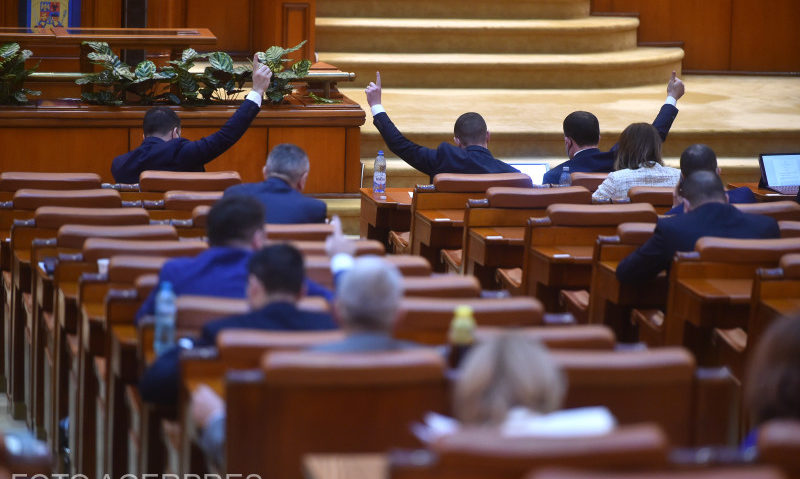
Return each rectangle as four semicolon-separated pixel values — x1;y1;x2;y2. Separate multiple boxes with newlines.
671;70;677;82
253;53;261;67
376;71;381;88
331;215;343;238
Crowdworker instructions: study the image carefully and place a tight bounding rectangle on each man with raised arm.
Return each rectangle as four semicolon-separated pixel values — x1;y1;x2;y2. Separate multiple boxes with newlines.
542;71;685;185
365;72;519;183
111;55;273;184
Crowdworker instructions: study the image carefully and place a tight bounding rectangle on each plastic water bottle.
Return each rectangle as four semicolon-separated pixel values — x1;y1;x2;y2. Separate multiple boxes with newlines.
447;305;476;369
373;150;386;194
153;281;176;356
558;166;572;186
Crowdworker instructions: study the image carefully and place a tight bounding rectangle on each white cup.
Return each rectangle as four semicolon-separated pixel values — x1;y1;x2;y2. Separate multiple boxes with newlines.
97;258;110;276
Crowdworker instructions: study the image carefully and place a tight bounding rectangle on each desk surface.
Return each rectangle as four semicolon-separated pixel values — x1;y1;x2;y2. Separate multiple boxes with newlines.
728;183;796;202
360;188;413;209
471;227;525;245
304;454;387;479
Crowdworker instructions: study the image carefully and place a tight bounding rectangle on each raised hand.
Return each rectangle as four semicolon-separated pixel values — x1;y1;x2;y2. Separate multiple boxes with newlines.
325;215;357;258
667;70;685;101
365;71;382;107
251;53;273;96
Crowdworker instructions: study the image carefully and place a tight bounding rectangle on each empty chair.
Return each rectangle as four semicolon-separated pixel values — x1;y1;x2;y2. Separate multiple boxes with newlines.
216;329;347;369
266;223;334;241
305;255;431;289
288;239;385;257
81;238;207;263
780;221;800;238
736;201;800;222
570;172;608;192
0;172;101;198
627;186;675;214
401;275;482;298
475;325;615;350
138;170;241;192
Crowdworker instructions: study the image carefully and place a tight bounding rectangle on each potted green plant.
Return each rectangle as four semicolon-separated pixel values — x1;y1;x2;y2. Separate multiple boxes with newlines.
0;42;41;105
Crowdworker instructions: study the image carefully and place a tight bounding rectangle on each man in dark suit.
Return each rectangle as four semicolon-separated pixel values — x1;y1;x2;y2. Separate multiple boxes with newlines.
542;72;685;185
616;171;780;284
365;72;519;183
111;55;273;184
665;144;756;215
222;143;327;224
139;244;338;406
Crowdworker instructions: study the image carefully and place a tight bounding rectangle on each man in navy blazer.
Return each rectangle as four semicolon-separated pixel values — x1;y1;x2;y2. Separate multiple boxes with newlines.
616;171;780;284
222;143;327;224
111;55;273;184
365;72;519;183
665;144;756;215
139;244;337;406
542;72;685;185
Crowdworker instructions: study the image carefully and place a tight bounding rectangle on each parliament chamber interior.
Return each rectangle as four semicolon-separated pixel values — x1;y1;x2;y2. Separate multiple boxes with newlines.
0;0;800;478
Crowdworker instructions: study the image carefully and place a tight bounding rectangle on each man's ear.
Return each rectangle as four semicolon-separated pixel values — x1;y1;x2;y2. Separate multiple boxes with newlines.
246;274;267;310
251;228;266;250
682;197;691;213
297;171;309;191
453;136;462;148
717;167;722;176
262;165;269;180
485;130;491;145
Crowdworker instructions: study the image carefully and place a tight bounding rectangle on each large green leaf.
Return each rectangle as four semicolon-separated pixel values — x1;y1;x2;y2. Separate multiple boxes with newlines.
291;58;311;77
181;48;198;63
135;60;156;80
0;43;21;59
208;52;234;73
13;91;28;103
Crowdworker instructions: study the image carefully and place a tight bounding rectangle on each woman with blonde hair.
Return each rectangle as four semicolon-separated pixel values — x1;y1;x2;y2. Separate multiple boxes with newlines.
592;122;681;201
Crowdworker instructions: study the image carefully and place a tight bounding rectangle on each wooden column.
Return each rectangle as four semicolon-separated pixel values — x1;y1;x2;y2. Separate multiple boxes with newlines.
252;0;316;60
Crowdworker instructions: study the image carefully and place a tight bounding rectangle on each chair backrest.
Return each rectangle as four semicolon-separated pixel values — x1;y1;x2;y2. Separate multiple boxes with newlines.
138;170;241;192
475;325;615;350
12;188;121;210
736;201;800;222
288;239;385;257
485;187;592;209
758;419;800;478
780;221;800;238
780;253;800;278
695;237;800;264
570;172;608;192
394;297;544;345
266;223;334;241
433;173;533;192
627;186;675;213
81;238;207;262
107;255;169;284
162;190;223;210
552;348;695;445
424;424;668;479
616;222;657;246
56;224;177;250
546;204;658;227
0;172;101;192
216;329;347;368
401;275;482;298
305;254;431;289
175;296;248;333
235;349;448;479
192;205;211;229
528;467;786;479
34;206;150;229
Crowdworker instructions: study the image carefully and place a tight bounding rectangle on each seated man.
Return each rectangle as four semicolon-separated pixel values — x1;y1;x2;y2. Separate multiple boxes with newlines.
542;71;685;185
365;72;519;183
139;243;337;405
111;55;272;184
616;171;780;284
665;143;756;215
223;143;327;224
191;256;420;468
136;196;332;321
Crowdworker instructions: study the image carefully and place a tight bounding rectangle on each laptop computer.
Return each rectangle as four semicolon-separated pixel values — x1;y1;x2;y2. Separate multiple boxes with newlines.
508;161;550;186
759;153;800;195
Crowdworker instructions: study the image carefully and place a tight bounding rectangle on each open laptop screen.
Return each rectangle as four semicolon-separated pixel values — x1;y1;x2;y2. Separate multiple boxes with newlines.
508;162;549;185
760;153;800;187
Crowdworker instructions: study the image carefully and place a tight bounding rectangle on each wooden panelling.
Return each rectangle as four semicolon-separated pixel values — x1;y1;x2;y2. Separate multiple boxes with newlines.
730;0;800;72
591;0;799;72
252;0;316;60
0;127;129;179
184;0;252;53
267;127;346;193
146;0;186;30
1;2;20;27
82;0;124;27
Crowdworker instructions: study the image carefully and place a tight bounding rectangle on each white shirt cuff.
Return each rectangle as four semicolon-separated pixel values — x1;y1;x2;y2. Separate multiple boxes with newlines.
371;104;386;116
246;90;263;107
665;96;677;107
331;253;355;276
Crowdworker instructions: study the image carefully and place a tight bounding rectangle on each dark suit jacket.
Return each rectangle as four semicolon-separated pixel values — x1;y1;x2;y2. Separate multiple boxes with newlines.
139;301;337;405
665;186;757;215
111;99;261;184
542;104;679;185
223;176;327;224
136;247;333;321
373;111;519;182
616;202;781;284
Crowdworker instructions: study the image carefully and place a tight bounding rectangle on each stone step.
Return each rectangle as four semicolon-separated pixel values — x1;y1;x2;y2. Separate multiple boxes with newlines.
316;17;639;54
317;0;590;20
319;48;685;89
358;158;763;188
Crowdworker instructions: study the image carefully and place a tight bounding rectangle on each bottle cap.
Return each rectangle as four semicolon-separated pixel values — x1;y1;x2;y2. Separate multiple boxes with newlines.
449;305;476;344
161;281;173;291
378;150;384;155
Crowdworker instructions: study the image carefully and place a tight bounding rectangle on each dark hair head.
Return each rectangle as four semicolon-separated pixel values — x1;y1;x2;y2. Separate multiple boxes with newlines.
454;112;488;146
266;144;310;183
679;170;726;206
680;144;718;177
143;107;181;137
563;111;600;147
206;196;265;247
248;244;305;295
745;315;800;426
613;123;663;170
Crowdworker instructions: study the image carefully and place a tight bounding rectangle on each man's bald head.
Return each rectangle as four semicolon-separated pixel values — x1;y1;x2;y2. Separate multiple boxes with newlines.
680;144;718;177
680;170;727;209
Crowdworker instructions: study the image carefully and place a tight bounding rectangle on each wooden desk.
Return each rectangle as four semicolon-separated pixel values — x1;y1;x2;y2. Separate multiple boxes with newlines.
728;183;796;202
359;188;412;244
466;226;526;284
304;454;387;479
